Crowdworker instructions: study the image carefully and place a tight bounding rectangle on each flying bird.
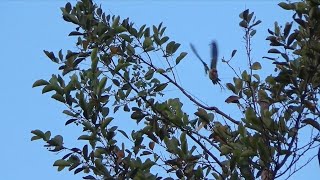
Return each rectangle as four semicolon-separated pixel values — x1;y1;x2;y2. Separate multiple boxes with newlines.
190;41;221;85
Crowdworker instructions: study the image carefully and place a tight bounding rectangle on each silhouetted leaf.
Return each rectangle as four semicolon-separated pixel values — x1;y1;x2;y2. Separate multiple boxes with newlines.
65;118;77;126
268;49;281;54
268;29;274;35
294;18;306;28
231;50;237;58
118;129;129;138
83;175;96;180
68;31;83;36
225;95;240;104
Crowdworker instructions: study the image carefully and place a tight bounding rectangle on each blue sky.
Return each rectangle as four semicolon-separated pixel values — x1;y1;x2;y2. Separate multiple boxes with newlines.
1;0;318;179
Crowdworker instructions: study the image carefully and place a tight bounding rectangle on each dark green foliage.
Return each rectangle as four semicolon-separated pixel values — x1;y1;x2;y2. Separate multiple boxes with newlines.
32;0;320;179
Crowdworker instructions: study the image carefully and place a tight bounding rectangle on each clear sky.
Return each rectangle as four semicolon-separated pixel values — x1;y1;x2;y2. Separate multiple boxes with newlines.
1;0;318;179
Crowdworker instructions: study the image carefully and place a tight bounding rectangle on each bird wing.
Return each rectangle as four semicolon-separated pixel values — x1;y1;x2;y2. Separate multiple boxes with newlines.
190;43;210;74
210;41;218;69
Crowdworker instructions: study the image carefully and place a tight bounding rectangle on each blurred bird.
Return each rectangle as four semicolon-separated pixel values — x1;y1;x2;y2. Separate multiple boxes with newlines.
190;41;221;85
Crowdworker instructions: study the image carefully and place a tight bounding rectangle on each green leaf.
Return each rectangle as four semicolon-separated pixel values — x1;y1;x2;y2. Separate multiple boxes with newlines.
42;85;54;94
32;79;49;87
287;31;298;46
31;129;45;140
66;14;79;24
252;20;262;27
143;37;153;49
154;83;168;92
112;16;120;28
114;25;127;33
51;135;63;146
144;27;150;37
119;34;132;42
65;2;72;13
144;69;154;80
131;111;145;121
241;149;256;157
43;50;58;63
114;62;130;73
53;159;71;167
91;48;98;70
160;36;169;45
283;22;292;38
220;145;233;155
156;68;165;74
250;29;256;36
78;92;86;111
251;62;261;70
176;52;187;64
63;110;77;117
172;43;181;54
245;107;258;124
166;41;175;55
180;132;187;154
138;24;146;37
101;107;110;118
97;77;107;95
278;2;293;10
126;44;135;55
78;135;94;141
253;74;260;81
194;108;210;123
31;136;42;141
226;83;236;93
239;20;248;28
234;77;243;92
51;94;65;103
101;117;113;129
152;25;158;34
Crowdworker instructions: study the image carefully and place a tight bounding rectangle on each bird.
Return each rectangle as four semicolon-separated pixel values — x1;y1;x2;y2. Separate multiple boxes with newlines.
190;41;221;85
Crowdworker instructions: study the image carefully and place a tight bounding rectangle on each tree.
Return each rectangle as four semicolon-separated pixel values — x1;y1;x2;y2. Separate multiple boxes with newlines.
31;0;320;179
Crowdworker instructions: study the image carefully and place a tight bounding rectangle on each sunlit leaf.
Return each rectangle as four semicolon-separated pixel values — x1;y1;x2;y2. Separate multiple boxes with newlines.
251;62;262;70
